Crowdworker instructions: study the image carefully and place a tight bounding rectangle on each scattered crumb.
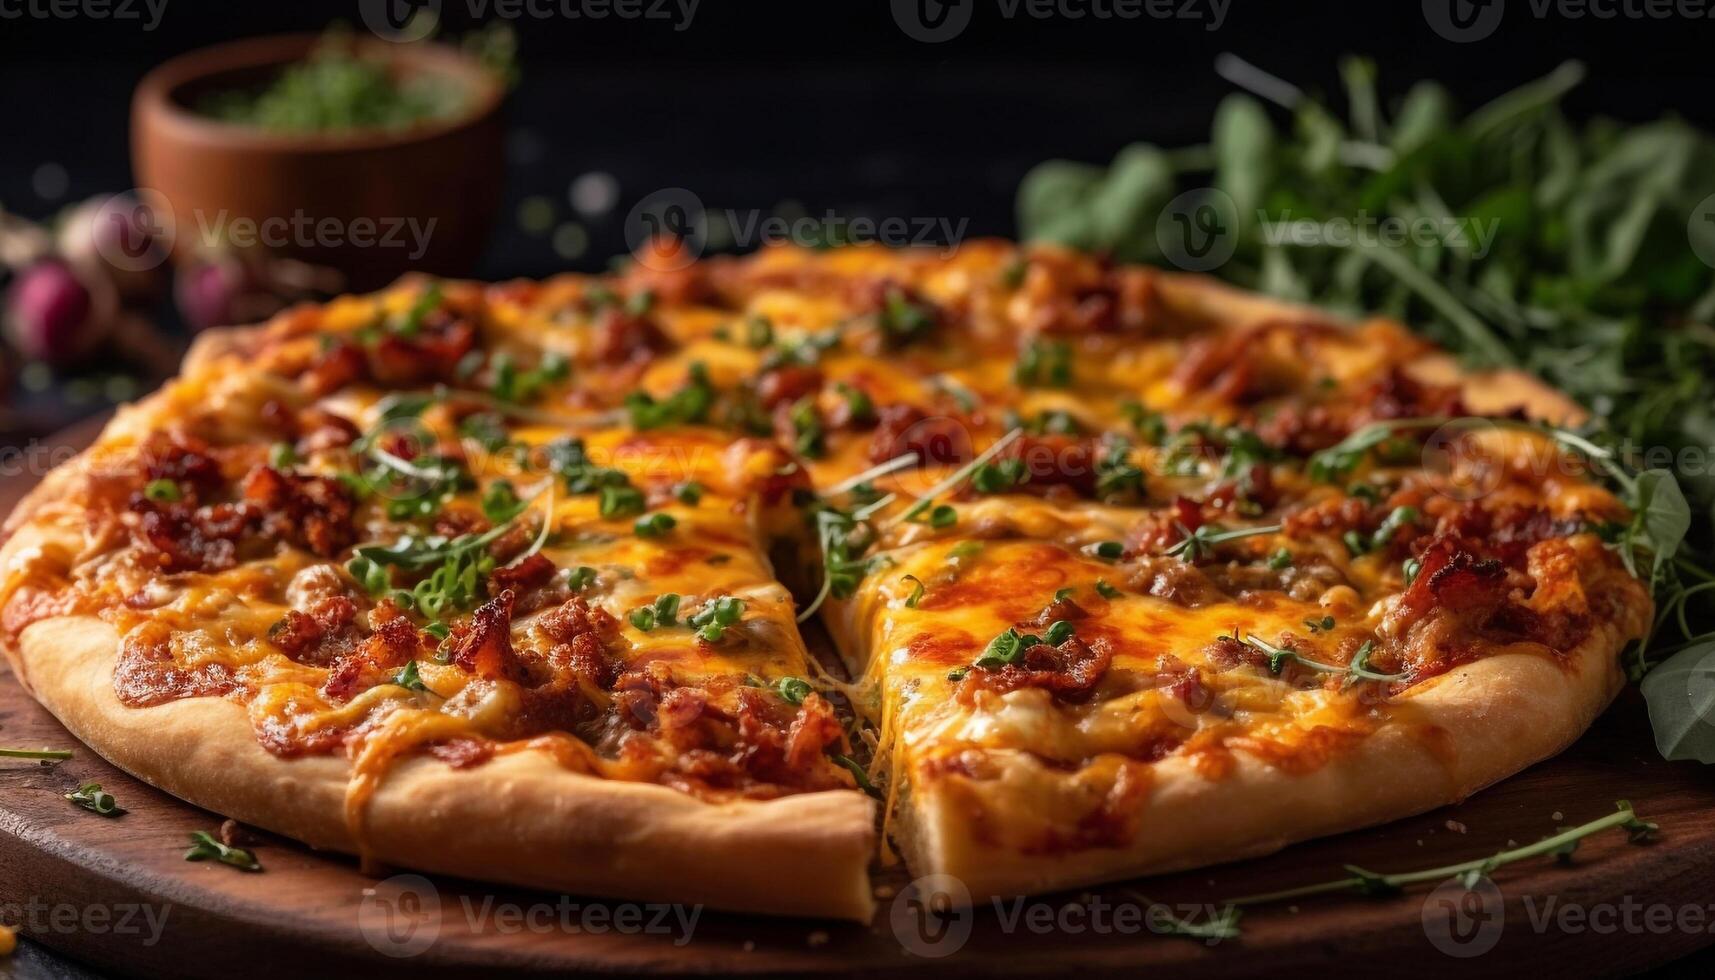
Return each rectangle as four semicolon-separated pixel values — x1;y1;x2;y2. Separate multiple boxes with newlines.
1506;840;1518;848
1416;839;1424;846
807;930;829;947
1552;811;1565;822
219;818;256;847
0;922;14;956
742;940;755;953
873;885;895;900
1445;820;1468;834
1287;905;1300;914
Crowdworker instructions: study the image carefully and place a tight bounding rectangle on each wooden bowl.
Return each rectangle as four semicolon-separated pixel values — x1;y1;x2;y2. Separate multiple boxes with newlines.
132;34;505;292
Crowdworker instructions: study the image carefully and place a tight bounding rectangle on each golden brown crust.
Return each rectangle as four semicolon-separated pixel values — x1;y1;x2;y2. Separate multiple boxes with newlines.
8;613;877;920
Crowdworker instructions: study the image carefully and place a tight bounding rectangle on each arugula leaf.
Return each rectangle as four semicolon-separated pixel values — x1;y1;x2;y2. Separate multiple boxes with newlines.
1640;639;1715;762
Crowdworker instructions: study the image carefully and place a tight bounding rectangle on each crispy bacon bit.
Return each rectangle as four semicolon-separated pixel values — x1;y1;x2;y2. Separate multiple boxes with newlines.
129;499;258;573
428;739;494;768
593;306;672;365
294;408;361;454
1122;555;1225;608
113;621;237;706
323;616;425;702
1033;595;1089;626
755;364;825;409
1021;253;1163;334
368;316;479;386
1203;634;1271;673
141;433;225;497
268;595;359;666
868;404;971;465
957;636;1114;704
1360;368;1467;424
302;341;366;397
1396;540;1508;626
1157;657;1213;713
449;589;526;683
240;466;357;558
783;693;846;772
1002;435;1098;496
490;553;557;598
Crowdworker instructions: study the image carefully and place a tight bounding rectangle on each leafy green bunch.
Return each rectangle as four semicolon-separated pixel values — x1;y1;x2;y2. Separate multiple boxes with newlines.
1018;56;1715;516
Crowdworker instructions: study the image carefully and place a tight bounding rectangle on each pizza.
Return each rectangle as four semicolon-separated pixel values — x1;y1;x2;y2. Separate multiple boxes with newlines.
0;240;1653;921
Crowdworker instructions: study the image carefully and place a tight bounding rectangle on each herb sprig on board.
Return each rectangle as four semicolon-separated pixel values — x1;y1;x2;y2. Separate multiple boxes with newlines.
1227;801;1656;907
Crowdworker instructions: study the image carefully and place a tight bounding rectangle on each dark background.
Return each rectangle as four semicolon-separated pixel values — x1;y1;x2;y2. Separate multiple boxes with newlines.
2;1;1714;974
3;0;1713;283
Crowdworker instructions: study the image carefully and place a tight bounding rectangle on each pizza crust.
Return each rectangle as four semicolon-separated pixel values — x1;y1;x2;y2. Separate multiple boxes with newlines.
5;612;877;921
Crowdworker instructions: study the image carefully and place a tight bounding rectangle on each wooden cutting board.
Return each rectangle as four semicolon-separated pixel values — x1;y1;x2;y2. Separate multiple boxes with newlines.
3;418;1714;978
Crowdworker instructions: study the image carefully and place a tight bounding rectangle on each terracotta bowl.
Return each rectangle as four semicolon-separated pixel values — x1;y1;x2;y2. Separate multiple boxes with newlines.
132;34;505;292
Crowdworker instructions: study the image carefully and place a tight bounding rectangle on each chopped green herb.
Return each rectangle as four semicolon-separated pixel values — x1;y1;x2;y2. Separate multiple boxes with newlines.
1014;337;1073;387
634;513;676;538
902;574;926;608
269;443;297;469
392;660;429;692
775;676;812;705
143;479;180;503
65;782;124;817
184;830;261;871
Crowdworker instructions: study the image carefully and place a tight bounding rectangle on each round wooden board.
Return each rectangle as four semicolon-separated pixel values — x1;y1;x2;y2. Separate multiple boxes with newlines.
3;417;1714;978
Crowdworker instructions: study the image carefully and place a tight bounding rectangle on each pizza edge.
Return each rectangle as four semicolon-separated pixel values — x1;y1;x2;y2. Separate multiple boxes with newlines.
3;609;878;920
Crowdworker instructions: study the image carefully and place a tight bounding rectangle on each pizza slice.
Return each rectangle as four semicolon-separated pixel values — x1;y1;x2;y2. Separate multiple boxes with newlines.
0;279;877;919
